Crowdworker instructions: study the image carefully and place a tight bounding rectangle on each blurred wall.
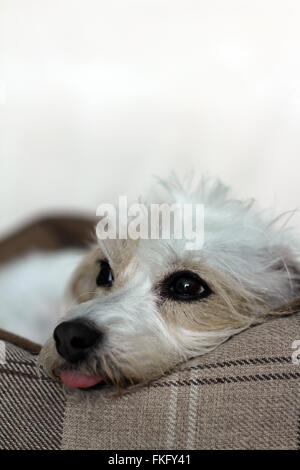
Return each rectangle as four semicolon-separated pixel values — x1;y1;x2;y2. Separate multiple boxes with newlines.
1;0;300;237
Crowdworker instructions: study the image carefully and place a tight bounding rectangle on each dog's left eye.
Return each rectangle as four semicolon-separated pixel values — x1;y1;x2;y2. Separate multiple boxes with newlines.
96;261;114;287
162;271;212;301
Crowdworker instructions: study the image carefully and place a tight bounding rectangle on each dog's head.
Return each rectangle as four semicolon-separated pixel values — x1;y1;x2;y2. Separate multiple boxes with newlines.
39;176;300;391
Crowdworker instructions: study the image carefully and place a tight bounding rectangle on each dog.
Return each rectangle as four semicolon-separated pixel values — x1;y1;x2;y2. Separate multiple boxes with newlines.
39;175;300;392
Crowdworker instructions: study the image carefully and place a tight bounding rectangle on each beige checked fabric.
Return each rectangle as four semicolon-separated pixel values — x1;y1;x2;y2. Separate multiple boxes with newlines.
0;314;299;450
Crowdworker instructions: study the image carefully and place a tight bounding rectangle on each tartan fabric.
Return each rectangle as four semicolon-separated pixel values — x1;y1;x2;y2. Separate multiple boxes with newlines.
0;314;299;450
0;339;65;449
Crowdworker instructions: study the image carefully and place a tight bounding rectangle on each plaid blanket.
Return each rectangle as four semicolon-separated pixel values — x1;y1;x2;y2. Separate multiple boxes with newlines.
0;314;299;450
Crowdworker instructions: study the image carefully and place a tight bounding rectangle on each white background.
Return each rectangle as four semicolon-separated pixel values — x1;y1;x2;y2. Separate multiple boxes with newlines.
1;0;300;237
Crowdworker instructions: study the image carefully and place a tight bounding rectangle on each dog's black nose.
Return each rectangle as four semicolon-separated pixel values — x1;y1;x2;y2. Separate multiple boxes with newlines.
53;320;102;363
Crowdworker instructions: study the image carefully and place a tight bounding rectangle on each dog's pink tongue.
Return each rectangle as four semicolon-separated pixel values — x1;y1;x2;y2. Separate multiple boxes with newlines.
60;370;103;389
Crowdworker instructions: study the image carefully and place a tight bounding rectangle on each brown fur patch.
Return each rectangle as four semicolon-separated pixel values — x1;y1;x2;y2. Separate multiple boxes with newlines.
68;240;136;304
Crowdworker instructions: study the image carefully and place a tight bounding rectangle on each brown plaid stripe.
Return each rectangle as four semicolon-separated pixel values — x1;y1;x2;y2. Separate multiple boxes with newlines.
0;313;299;449
150;370;300;388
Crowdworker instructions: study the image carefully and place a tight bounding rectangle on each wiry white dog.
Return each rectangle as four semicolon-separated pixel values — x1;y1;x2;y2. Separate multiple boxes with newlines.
39;176;300;392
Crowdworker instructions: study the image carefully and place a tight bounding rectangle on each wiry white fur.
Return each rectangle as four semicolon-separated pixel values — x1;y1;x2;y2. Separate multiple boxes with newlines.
38;175;300;388
146;174;300;308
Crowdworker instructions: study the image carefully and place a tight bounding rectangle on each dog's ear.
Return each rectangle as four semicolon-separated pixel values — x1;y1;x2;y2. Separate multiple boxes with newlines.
271;246;300;290
266;245;300;317
270;297;300;317
271;246;300;274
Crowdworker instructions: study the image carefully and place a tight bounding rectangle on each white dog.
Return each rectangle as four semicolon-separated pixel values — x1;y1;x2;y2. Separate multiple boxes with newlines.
36;175;300;391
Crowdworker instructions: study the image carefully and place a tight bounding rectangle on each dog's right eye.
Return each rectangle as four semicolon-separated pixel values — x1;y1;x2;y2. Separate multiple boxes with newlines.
96;261;114;287
161;270;212;302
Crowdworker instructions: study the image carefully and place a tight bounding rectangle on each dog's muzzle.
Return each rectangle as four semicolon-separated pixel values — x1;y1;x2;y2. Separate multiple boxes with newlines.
53;320;102;363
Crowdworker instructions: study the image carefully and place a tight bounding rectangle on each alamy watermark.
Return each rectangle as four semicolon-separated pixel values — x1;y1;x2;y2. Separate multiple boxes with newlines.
96;196;205;251
291;339;300;365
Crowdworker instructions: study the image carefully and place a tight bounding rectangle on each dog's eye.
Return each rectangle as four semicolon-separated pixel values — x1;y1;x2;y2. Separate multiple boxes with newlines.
96;261;114;287
162;271;212;301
